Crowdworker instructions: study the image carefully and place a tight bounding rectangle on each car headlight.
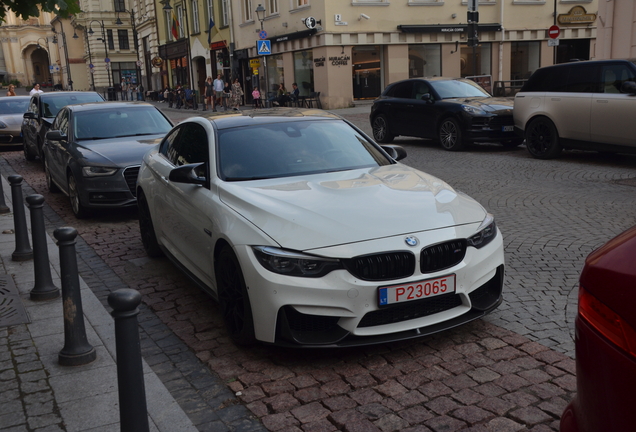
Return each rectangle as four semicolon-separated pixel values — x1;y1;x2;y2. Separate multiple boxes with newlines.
253;246;343;278
462;105;486;115
467;214;497;248
82;166;118;177
0;121;7;129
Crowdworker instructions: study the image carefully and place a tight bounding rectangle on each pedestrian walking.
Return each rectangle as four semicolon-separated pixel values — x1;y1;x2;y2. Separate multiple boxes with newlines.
222;81;231;110
204;76;213;110
120;78;127;100
213;74;224;111
252;87;261;109
29;83;43;96
127;80;133;101
6;84;16;96
230;78;243;111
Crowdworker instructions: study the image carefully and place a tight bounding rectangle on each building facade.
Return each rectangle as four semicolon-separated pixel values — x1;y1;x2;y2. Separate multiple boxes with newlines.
231;0;598;109
595;0;636;59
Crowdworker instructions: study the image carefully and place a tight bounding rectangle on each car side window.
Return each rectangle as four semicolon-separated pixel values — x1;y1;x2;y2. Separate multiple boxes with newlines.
55;109;69;136
565;65;600;93
159;127;181;158
390;82;414;99
28;97;38;116
413;82;430;100
601;64;636;94
164;124;209;167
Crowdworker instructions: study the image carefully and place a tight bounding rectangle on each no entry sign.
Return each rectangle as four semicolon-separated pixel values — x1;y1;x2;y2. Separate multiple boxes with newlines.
548;25;560;39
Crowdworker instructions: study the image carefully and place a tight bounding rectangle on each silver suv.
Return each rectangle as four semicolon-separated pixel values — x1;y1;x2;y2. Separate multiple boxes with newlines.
513;59;636;159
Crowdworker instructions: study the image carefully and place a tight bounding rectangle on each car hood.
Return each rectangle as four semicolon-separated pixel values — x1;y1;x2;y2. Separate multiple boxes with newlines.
446;97;514;113
76;135;164;167
0;114;26;127
219;164;487;250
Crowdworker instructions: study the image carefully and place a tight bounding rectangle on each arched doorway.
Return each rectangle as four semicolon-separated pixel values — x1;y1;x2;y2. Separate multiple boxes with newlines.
30;46;51;87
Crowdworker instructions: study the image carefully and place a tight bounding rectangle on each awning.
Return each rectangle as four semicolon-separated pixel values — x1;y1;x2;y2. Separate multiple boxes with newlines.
398;24;502;33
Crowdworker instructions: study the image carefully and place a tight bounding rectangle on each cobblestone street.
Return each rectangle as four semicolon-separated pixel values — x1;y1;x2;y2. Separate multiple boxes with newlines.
1;104;635;432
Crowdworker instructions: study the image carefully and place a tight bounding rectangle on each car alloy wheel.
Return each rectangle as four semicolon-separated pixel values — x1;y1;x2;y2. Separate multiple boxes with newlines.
44;157;59;193
372;114;394;144
67;173;90;219
525;117;562;159
137;190;163;258
439;118;465;151
216;246;255;345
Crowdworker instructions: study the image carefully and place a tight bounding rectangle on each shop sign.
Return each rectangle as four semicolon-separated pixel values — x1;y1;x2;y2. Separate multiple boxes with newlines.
152;57;163;67
558;6;596;25
250;58;261;68
329;55;350;66
209;40;227;50
271;29;317;43
314;56;325;67
398;24;502;33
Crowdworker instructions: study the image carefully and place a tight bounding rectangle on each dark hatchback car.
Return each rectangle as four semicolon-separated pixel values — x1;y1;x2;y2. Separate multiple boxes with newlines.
22;91;105;161
560;226;636;432
370;77;520;151
43;102;173;218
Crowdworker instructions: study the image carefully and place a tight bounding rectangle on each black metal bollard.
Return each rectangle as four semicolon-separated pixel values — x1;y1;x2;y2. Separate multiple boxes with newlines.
8;175;33;261
26;195;60;301
0;175;10;214
55;227;96;366
108;289;150;432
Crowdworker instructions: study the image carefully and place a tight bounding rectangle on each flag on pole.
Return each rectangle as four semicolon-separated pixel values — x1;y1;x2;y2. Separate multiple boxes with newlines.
171;10;180;39
208;18;219;45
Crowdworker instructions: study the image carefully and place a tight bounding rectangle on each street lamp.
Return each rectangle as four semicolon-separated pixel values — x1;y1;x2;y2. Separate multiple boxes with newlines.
88;20;112;87
255;4;269;99
115;9;142;93
51;23;73;90
83;27;95;90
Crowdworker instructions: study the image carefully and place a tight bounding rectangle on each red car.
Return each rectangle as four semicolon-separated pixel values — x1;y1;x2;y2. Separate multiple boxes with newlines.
560;226;636;432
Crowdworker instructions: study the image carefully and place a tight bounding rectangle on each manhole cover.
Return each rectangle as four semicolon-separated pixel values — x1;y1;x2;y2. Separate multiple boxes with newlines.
0;275;30;328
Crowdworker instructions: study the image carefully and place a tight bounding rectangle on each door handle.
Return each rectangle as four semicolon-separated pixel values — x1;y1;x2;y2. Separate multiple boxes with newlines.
596;100;608;103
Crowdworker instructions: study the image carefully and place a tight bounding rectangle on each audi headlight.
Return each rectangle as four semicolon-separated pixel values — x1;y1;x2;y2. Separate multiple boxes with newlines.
253;246;343;278
82;166;118;177
467;214;497;248
462;105;486;115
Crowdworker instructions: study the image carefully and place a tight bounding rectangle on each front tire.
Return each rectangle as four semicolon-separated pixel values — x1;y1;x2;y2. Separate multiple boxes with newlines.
216;246;255;345
372;114;394;143
137;190;163;258
68;173;90;219
525;117;562;159
438;118;465;151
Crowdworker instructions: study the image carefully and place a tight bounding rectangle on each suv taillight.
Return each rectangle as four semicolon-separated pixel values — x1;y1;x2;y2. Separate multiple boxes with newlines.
579;286;636;358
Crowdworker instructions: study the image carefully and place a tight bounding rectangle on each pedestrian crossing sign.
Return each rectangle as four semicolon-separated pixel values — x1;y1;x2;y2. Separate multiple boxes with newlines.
257;40;271;55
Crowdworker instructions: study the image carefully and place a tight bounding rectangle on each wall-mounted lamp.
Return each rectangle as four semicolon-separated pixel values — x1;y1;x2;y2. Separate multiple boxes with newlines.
450;41;459;54
451;13;457;19
359;13;370;21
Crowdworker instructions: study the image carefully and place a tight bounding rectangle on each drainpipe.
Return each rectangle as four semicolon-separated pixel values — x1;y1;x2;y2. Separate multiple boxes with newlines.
498;0;504;86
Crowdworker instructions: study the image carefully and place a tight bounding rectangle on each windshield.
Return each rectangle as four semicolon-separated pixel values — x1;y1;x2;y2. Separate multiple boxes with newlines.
218;120;391;181
42;93;104;118
0;98;29;115
73;107;172;140
430;79;491;99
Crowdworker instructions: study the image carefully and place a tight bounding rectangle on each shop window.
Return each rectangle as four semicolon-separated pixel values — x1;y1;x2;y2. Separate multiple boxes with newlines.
408;44;441;78
460;43;491;78
293;50;314;97
511;41;541;80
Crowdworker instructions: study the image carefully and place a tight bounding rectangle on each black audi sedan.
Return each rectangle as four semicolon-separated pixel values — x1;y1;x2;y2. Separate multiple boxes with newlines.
42;102;173;218
370;77;520;151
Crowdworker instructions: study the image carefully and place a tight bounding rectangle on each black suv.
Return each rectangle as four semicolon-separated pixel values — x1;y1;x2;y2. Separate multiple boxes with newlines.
21;91;104;161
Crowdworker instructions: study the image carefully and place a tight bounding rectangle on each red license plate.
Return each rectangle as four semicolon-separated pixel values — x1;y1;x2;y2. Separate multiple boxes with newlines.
378;275;456;306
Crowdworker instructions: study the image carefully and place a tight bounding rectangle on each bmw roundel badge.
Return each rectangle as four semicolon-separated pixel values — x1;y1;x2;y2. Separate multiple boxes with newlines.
405;236;419;247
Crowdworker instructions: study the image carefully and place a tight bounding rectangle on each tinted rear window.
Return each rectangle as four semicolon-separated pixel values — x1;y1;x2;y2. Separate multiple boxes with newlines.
522;63;602;93
41;93;105;118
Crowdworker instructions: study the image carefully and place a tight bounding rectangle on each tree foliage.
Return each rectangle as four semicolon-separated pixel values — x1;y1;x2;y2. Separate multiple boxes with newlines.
0;0;81;22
